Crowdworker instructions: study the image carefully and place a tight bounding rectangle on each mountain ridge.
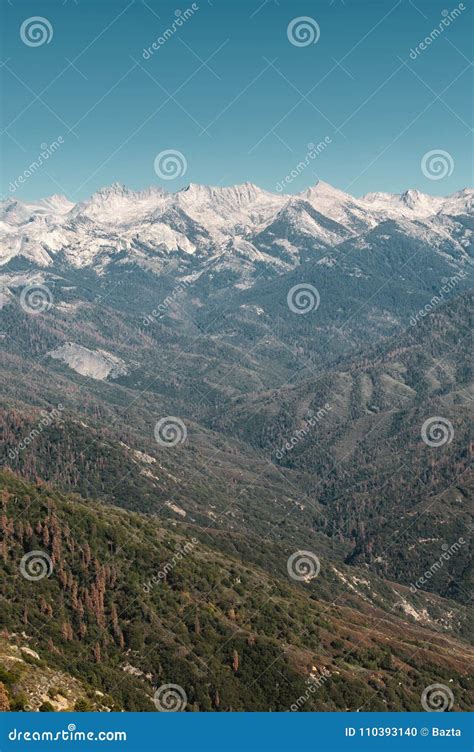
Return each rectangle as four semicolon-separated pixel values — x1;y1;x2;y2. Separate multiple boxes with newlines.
1;181;472;273
1;469;472;712
0;177;472;712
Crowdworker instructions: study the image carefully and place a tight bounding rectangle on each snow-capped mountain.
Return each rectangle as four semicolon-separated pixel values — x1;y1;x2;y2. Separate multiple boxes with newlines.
362;187;473;220
0;181;472;277
361;188;443;218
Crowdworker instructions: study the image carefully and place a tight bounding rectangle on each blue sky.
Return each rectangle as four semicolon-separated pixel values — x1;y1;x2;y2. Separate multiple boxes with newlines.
1;0;472;200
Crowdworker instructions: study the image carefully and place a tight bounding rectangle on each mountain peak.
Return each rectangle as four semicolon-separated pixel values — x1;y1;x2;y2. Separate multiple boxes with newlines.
1;180;471;271
179;181;264;199
400;188;424;208
361;188;446;218
93;182;130;199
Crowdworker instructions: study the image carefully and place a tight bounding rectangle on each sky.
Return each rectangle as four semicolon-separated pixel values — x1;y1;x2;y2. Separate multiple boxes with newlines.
0;0;472;201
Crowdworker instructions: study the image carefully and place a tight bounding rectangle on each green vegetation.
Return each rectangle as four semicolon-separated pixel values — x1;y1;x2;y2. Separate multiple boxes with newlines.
0;471;472;711
0;240;471;714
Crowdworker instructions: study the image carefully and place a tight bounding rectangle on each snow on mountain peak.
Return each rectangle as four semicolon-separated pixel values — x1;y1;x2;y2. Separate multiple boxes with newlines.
440;188;473;216
70;183;169;227
177;181;273;207
0;180;471;272
299;180;378;231
0;194;74;226
40;194;75;213
361;188;445;218
175;182;282;240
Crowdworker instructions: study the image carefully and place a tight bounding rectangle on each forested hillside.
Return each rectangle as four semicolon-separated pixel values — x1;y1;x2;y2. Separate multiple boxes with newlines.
1;471;473;712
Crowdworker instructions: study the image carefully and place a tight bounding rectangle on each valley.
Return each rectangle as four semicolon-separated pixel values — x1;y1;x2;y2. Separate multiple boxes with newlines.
0;180;472;711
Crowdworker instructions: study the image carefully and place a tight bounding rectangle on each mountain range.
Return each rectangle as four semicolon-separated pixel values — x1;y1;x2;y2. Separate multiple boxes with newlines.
1;181;472;275
0;180;472;712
